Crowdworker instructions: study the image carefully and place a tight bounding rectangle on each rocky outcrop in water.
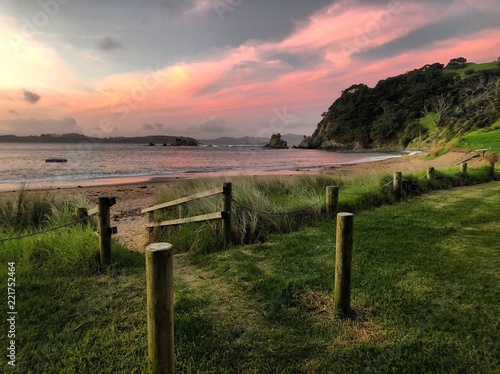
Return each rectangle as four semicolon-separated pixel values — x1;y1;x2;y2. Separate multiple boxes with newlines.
263;134;289;149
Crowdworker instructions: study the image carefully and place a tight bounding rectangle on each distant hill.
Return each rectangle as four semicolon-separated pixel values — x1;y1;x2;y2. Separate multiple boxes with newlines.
280;134;307;146
0;133;199;146
299;58;500;150
200;134;305;146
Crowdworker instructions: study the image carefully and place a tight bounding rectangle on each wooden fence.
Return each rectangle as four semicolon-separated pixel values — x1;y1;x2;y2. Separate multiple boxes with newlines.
141;182;233;245
79;196;117;266
140;162;497;238
142;161;498;372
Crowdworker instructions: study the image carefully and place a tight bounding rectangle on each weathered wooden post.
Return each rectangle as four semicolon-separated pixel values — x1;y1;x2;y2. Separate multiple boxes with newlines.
222;182;232;246
489;162;495;180
334;212;353;317
146;243;174;374
393;172;403;200
326;186;339;217
427;167;436;181
460;162;468;175
98;197;116;266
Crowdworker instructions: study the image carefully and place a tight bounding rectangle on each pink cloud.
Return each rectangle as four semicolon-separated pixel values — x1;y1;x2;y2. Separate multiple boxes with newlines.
1;0;499;137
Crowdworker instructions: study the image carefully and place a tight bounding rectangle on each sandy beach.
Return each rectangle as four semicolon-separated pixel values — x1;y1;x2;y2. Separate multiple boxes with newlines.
0;151;488;252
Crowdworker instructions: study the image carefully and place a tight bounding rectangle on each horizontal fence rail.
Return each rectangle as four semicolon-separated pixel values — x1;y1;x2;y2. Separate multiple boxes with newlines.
141;187;223;214
143;183;233;246
145;212;224;228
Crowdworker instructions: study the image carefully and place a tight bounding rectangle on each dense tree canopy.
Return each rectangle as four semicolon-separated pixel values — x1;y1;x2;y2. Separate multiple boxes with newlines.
300;59;500;149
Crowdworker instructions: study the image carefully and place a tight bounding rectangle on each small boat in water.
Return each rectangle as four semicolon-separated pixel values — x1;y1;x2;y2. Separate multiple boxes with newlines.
45;158;67;163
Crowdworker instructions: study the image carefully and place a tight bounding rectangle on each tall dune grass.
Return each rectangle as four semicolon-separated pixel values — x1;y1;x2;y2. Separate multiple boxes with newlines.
0;186;87;230
0;187;141;276
151;166;498;253
0;187;106;275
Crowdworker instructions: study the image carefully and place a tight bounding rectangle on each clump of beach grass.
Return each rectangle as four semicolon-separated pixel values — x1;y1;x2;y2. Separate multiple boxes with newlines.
0;186;135;275
0;185;87;230
151;175;341;251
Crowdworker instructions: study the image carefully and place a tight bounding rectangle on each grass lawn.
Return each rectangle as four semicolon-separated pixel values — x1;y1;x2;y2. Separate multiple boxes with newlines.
444;61;499;76
1;182;499;372
456;129;500;153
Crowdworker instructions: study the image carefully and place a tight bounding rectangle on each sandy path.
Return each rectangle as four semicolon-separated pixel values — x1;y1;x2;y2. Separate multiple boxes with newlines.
80;183;167;252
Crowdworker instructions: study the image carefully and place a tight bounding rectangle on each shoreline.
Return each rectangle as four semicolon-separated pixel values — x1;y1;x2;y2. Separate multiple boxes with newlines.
0;150;486;196
0;153;406;192
1;150;488;252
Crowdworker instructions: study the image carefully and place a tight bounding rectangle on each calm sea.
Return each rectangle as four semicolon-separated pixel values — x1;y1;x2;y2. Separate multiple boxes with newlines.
0;143;403;189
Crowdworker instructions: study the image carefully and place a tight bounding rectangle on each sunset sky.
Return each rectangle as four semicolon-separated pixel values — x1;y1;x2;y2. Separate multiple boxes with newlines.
0;0;499;139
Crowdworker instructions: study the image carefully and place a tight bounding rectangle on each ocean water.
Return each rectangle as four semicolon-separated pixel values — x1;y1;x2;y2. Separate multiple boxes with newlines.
0;143;402;188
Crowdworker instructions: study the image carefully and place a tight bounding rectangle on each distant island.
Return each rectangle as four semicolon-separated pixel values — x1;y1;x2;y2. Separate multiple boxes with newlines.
199;134;304;147
299;58;500;150
0;133;199;146
0;133;310;147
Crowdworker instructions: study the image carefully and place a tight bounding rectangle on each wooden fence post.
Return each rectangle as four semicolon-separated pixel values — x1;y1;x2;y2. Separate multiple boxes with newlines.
460;162;468;175
334;212;353;317
146;243;174;374
427;167;435;181
98;197;113;266
489;162;495;180
222;182;232;246
393;172;403;200
326;186;339;217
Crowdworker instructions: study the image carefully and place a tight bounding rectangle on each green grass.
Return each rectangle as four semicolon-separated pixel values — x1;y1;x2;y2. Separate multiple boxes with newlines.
150;166;497;253
419;112;439;133
151;175;347;251
444;61;500;76
1;182;499;372
0;187;87;231
456;128;500;153
0;227;146;372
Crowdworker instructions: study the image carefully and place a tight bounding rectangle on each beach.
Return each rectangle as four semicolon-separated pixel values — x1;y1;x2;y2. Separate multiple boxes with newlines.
0;151;487;252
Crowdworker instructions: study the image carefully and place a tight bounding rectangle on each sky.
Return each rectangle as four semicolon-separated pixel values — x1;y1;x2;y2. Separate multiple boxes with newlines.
0;0;499;139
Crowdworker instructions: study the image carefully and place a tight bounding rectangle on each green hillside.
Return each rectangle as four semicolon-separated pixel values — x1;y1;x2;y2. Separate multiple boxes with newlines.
456;128;500;153
444;60;500;77
300;58;500;151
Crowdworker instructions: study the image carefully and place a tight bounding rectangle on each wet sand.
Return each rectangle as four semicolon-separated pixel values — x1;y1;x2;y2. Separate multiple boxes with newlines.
0;151;488;252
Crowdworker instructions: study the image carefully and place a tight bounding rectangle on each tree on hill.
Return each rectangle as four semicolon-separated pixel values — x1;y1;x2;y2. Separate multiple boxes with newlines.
446;57;468;69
